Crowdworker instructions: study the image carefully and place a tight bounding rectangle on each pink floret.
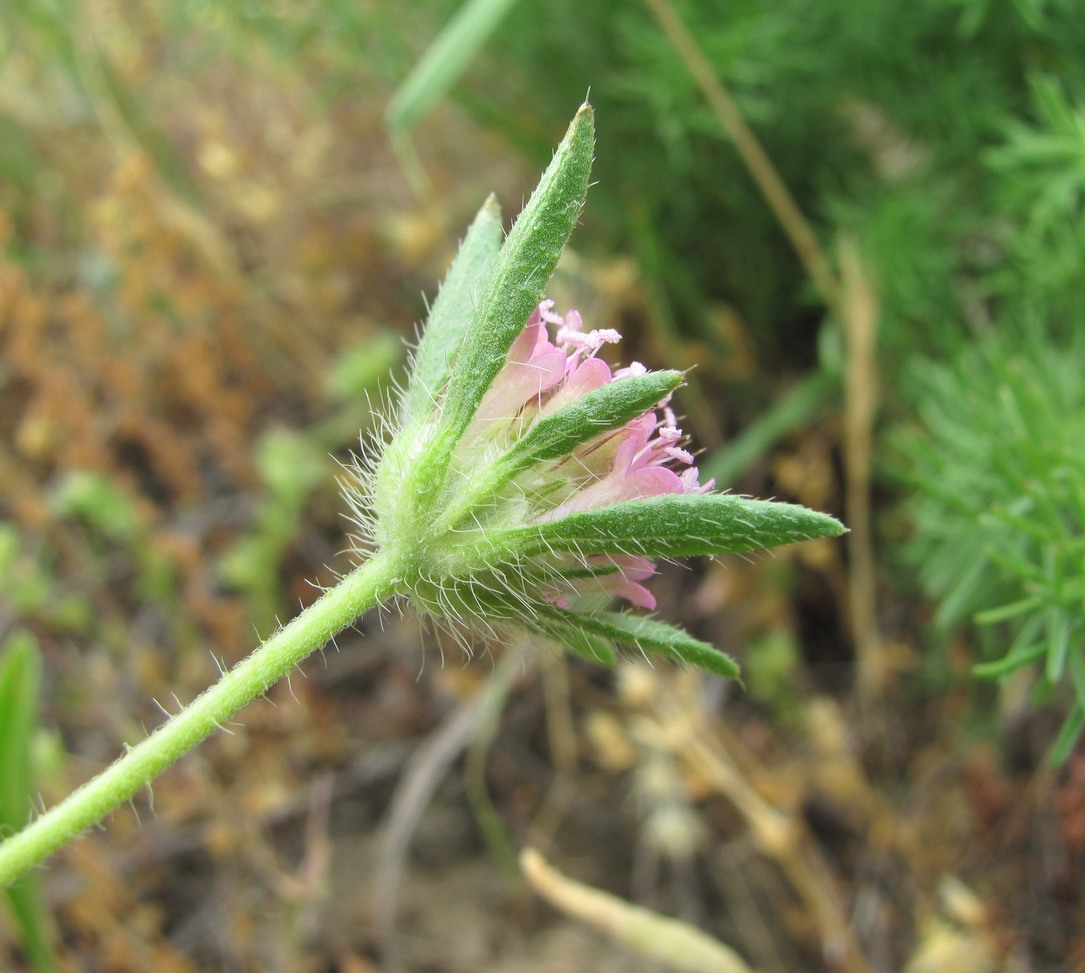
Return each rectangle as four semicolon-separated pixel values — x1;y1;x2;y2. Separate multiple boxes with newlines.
480;302;714;610
475;311;566;423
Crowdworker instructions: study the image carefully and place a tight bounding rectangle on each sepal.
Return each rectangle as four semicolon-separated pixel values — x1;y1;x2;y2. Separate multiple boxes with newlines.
527;612;618;666
432;104;595;463
493;493;846;560
437;369;686;530
539;605;740;679
402;195;503;424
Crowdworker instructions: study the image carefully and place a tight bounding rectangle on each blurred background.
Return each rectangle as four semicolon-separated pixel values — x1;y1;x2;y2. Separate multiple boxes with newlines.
2;0;1084;970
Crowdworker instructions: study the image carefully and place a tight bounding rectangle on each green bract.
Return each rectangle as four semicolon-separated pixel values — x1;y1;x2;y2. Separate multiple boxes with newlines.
423;103;595;495
400;194;504;425
487;493;845;561
499;370;686;471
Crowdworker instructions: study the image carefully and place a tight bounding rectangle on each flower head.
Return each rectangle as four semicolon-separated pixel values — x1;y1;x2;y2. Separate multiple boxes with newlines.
349;103;844;677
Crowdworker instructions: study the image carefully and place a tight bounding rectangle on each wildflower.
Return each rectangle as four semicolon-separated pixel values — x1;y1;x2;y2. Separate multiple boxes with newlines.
352;102;846;677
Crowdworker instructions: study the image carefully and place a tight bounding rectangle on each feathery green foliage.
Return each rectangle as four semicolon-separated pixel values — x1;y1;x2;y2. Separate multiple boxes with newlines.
893;318;1085;761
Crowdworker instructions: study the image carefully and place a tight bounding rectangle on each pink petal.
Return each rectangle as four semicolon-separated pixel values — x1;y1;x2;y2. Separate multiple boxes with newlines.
507;318;544;362
543;464;683;521
585;553;656;583
612;581;657;610
619;464;684;499
545;591;573;610
612;415;656;472
544;356;613;414
613;554;656;581
476;319;567;421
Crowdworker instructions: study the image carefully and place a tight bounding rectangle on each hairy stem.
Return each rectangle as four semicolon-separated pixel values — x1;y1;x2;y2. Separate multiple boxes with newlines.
0;548;406;889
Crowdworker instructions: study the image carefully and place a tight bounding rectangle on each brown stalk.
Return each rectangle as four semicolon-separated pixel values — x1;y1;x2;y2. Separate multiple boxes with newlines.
839;235;885;702
642;0;843;316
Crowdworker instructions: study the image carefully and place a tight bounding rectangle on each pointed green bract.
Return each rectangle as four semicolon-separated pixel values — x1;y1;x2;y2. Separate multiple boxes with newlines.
541;606;740;678
500;370;684;471
431;104;595;465
402;195;503;423
491;493;846;561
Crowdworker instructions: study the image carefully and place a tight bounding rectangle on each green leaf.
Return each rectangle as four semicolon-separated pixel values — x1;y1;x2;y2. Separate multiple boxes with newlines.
1051;652;1085;763
1;632;57;973
432;104;595;470
540;606;740;679
492;493;846;561
0;633;40;832
385;0;523;140
1044;607;1071;682
974;645;1046;680
402;195;504;423
1050;702;1085;766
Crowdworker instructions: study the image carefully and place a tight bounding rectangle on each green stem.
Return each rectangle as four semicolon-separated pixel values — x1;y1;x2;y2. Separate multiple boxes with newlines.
0;548;406;890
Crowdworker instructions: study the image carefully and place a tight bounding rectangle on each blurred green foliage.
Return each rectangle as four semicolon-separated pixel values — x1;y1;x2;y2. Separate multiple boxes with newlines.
391;0;1085;754
0;526;93;635
462;0;1082;352
51;471;178;604
387;0;521;142
221;332;401;633
893;318;1085;760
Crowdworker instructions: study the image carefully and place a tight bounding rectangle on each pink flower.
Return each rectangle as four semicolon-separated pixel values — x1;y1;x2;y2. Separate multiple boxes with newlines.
544;554;659;610
471;304;567;432
473;301;715;610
